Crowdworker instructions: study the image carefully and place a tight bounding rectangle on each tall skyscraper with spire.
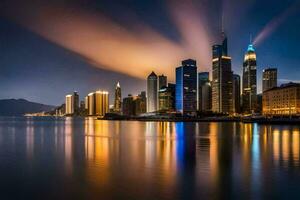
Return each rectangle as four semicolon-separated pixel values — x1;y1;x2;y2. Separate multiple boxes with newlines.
114;82;122;113
147;71;158;112
242;43;257;113
211;32;233;113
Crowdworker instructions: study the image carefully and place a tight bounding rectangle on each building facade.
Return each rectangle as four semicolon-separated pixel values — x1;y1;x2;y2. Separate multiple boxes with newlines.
147;71;158;112
65;91;79;115
233;74;241;114
122;92;146;116
158;74;167;90
87;91;109;116
114;82;122;113
175;59;197;114
263;83;300;116
158;84;175;112
212;33;233;113
263;68;277;92
242;44;257;113
198;72;211;112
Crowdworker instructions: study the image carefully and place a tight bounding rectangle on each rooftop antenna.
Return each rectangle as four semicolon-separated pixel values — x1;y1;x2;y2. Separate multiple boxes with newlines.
250;34;253;44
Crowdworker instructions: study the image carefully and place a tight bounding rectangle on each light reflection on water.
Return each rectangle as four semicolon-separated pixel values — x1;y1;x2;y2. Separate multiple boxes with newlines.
0;117;300;199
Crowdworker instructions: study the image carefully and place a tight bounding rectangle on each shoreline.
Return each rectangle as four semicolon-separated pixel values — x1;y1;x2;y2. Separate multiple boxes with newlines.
98;116;300;125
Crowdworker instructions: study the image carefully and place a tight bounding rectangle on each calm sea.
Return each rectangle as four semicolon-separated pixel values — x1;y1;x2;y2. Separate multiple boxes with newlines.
0;117;300;199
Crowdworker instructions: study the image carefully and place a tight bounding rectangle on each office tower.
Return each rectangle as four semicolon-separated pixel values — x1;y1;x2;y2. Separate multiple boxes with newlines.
114;82;122;113
137;91;147;114
158;74;167;90
122;92;147;116
263;83;300;116
168;83;176;110
158;84;175;112
88;92;95;115
73;91;79;113
84;96;88;110
242;44;257;113
176;59;197;114
263;68;277;92
212;32;233;113
147;71;158;112
65;91;79;115
233;74;241;114
65;95;73;115
198;72;211;112
122;95;134;116
87;91;109;116
201;82;212;112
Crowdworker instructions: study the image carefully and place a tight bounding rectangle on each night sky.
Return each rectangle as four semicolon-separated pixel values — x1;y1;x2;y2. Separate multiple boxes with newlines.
0;0;300;106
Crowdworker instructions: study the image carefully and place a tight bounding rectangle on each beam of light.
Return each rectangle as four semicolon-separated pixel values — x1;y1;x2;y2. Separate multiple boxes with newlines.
253;2;300;46
1;0;213;81
166;0;213;71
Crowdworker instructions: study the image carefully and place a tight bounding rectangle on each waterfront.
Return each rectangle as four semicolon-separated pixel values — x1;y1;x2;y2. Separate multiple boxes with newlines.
0;117;300;199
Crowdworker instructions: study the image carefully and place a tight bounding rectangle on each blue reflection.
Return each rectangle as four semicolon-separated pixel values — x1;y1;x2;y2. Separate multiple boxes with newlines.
251;123;261;194
175;122;185;168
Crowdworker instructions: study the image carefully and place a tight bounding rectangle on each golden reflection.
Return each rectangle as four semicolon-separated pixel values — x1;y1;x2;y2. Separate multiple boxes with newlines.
209;123;219;186
282;130;290;166
273;129;280;165
64;117;73;173
84;119;119;186
292;129;300;166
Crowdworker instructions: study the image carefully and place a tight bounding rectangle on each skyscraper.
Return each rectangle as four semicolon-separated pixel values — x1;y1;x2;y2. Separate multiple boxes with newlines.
147;71;158;112
122;92;146;116
198;72;211;112
65;91;79;115
158;74;167;90
158;85;175;112
212;33;233;113
176;59;197;114
114;82;122;113
65;95;73;115
233;74;241;114
263;68;277;92
87;91;109;116
242;44;257;113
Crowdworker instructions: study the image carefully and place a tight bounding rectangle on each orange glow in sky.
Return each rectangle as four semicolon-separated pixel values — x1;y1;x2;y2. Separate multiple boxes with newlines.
3;0;213;81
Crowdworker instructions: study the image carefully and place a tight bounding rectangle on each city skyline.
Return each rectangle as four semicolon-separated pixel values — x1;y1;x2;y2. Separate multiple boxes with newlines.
1;0;300;105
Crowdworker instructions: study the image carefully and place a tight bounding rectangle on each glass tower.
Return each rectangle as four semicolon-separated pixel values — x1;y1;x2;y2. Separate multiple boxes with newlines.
175;59;197;114
211;33;233;113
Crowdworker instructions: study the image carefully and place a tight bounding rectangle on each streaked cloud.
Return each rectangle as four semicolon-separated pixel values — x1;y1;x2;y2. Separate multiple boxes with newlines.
1;0;213;81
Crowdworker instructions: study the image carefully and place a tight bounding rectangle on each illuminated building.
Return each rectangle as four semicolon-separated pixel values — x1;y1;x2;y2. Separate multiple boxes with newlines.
242;44;257;113
65;95;72;115
122;92;146;116
212;32;233;113
198;72;211;112
147;71;158;112
158;74;167;90
263;83;300;116
175;59;197;114
263;68;277;92
87;91;109;116
158;83;175;111
114;82;122;113
233;74;241;114
65;91;79;115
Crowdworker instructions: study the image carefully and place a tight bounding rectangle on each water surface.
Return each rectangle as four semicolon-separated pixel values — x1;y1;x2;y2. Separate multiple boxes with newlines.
0;117;300;199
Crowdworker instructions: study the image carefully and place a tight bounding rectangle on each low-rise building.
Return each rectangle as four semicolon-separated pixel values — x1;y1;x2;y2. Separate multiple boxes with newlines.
263;83;300;116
